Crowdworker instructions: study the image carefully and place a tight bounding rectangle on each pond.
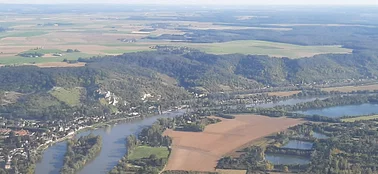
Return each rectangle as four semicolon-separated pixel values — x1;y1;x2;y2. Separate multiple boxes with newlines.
266;154;310;165
295;103;378;118
312;132;328;139
282;140;313;150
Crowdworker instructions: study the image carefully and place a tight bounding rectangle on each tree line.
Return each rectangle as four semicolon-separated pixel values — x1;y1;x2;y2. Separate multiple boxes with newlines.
60;134;102;174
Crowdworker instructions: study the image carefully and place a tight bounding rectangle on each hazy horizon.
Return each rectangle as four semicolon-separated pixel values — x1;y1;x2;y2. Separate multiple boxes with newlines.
0;0;377;5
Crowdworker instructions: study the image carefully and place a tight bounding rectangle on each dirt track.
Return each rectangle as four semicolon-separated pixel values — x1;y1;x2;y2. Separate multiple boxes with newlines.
163;115;304;172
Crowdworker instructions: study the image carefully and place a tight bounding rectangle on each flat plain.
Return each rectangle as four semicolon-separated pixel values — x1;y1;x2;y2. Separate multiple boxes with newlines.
192;40;351;58
163;115;304;172
0;13;353;66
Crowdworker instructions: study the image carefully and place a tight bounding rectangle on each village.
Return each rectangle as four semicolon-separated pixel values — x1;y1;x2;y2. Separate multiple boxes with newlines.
0;88;191;172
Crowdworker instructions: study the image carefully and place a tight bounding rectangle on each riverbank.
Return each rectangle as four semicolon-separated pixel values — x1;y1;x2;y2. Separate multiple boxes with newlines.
35;109;186;174
36;113;160;152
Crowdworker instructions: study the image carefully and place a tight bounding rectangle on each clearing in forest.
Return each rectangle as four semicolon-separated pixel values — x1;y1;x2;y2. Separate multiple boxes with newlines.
128;146;169;160
49;87;83;106
163;114;304;172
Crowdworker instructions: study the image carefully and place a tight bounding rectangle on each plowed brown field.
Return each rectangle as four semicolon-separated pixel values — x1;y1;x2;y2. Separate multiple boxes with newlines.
163;114;304;172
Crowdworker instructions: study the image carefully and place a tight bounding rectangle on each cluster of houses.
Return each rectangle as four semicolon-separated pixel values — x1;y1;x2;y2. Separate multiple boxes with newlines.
97;89;120;106
0;89;188;171
0;115;109;171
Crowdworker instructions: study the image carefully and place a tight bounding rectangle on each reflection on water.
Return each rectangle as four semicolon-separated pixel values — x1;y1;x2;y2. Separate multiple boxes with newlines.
34;142;67;174
35;110;185;174
312;132;328;139
282;140;313;150
296;103;378;118
266;154;310;165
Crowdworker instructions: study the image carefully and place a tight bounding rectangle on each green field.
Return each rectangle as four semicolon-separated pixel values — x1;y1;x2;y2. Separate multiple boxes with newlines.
189;40;352;58
0;31;48;39
342;115;378;122
22;49;64;54
49;87;83;106
0;14;356;66
0;52;92;65
128;146;169;160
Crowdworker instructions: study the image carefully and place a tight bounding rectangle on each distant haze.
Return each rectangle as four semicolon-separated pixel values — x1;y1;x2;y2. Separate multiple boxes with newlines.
0;0;377;5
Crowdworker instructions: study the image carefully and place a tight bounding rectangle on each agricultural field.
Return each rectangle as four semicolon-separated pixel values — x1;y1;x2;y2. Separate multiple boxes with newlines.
163;115;303;172
341;115;378;122
189;40;352;58
321;84;378;93
267;90;301;97
215;169;247;174
227;138;274;158
128;146;169;161
0;13;353;66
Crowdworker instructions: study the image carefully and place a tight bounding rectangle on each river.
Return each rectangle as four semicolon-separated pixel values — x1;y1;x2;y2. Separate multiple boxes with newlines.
296;103;378;118
247;97;328;108
33;96;339;173
34;110;185;174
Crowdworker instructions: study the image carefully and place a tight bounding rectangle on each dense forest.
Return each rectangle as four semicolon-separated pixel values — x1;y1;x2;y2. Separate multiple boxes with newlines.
2;49;378;121
61;134;102;174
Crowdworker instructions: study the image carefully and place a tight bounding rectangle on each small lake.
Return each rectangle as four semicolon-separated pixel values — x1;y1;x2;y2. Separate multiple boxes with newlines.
296;103;378;118
312;132;328;139
266;154;310;165
34;110;185;174
282;140;313;150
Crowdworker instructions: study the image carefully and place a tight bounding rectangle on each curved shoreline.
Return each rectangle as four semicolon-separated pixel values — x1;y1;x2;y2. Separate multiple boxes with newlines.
34;109;185;174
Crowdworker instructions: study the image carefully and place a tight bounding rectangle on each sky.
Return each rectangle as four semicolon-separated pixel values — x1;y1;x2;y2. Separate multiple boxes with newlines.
0;0;377;5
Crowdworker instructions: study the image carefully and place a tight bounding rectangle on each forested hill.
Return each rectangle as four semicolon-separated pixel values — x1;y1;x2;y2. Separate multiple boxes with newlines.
88;49;378;88
1;50;378;94
1;50;378;120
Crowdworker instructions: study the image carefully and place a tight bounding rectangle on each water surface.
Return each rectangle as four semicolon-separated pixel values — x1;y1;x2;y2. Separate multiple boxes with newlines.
312;132;328;139
35;110;185;174
266;154;310;165
296;103;378;118
282;140;313;150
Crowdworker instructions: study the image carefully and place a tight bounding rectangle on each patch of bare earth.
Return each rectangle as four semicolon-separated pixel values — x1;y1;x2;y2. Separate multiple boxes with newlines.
163;115;304;172
1;91;23;106
216;169;247;174
267;90;301;97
